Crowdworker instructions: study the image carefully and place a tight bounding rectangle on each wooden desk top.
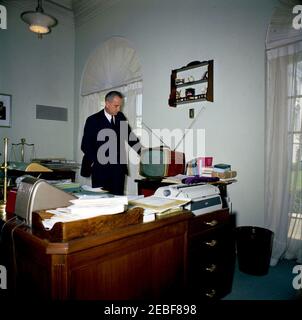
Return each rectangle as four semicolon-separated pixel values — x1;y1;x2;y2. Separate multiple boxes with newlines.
0;209;193;255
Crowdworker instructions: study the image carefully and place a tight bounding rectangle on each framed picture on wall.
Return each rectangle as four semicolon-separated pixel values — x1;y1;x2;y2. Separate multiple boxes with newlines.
0;93;12;127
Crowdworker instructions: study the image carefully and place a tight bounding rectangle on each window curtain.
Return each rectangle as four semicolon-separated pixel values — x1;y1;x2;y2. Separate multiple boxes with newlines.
265;41;302;265
76;92;101;186
285;62;302;263
120;81;142;195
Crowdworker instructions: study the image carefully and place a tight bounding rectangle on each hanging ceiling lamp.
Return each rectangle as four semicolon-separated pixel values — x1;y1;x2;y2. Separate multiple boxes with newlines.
21;0;58;38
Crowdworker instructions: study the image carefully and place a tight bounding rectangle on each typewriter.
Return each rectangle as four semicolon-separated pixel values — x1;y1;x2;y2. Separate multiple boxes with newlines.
154;183;222;215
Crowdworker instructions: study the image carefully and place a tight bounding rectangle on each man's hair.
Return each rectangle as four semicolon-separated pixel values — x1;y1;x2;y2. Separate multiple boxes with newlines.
105;91;124;102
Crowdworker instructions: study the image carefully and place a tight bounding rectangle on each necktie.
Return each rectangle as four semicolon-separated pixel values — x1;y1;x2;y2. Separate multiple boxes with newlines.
111;116;115;126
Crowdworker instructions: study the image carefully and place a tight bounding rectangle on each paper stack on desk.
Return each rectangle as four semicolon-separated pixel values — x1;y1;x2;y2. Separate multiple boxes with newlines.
129;195;190;216
69;196;127;207
43;196;128;230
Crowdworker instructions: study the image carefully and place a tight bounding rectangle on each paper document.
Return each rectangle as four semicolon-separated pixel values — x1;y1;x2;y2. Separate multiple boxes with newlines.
135;197;177;206
125;195;145;202
44;204;126;229
81;185;107;193
129;195;190;213
69;196;128;206
56;204;125;215
42;196;128;230
74;194;112;199
142;208;156;223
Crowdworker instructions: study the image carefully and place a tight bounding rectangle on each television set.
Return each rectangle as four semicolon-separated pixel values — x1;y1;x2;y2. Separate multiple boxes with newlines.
139;147;185;179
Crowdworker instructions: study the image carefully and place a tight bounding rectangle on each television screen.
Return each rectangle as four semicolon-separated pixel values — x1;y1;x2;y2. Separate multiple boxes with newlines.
139;147;185;179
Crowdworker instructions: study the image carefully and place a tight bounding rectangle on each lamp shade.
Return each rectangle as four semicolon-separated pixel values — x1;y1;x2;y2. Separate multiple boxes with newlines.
21;0;57;37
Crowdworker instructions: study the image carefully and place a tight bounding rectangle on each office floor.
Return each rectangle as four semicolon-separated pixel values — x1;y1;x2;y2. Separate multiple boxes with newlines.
224;258;301;300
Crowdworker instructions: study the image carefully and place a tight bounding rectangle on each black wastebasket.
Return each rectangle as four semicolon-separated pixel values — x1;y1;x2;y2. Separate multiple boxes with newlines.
235;226;274;276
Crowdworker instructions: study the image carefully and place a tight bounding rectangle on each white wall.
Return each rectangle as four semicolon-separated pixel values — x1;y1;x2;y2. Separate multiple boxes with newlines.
74;0;278;226
0;1;75;162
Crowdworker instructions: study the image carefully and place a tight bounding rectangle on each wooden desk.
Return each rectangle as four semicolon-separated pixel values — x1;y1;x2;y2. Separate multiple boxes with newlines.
1;209;235;300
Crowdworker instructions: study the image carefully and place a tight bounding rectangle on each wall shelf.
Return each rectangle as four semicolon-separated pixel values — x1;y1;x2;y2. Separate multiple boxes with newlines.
169;60;213;107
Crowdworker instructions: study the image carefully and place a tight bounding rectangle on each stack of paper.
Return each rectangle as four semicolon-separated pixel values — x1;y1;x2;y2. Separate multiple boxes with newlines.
69;196;127;206
56;204;125;216
43;196;128;230
129;195;190;215
142;208;157;223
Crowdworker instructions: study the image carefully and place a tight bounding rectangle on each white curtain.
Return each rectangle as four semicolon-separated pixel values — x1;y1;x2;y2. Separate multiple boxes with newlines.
120;81;142;195
265;41;302;265
285;60;302;263
76;92;102;186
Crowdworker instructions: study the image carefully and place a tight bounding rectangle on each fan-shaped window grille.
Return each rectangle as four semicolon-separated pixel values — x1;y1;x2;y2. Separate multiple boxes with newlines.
81;37;142;96
266;0;302;50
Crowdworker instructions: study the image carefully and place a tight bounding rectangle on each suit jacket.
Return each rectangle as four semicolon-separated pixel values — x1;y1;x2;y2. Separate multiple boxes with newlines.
80;109;141;188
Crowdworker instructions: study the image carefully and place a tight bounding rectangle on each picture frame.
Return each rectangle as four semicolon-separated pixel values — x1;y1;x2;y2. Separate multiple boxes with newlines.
0;93;12;127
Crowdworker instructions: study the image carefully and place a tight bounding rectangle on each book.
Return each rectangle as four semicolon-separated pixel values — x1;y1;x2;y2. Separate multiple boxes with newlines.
186;157;212;176
212;171;237;179
218;178;237;182
186;159;199;176
213;163;231;170
213;167;231;173
201;166;214;177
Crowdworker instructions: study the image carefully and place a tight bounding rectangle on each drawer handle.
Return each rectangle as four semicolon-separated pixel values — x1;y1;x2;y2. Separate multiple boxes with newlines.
205;289;216;298
204;239;217;247
204;220;218;227
205;264;217;273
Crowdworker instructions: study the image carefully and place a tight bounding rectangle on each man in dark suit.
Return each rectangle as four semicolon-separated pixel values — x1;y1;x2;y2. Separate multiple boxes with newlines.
80;91;141;195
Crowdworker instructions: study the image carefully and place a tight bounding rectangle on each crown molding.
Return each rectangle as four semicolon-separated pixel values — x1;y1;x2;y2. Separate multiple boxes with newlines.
0;0;122;28
72;0;122;28
46;0;73;11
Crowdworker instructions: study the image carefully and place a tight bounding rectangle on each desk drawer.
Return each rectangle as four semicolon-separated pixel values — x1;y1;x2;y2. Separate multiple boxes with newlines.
187;215;236;300
188;256;235;300
188;209;229;235
189;225;230;253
